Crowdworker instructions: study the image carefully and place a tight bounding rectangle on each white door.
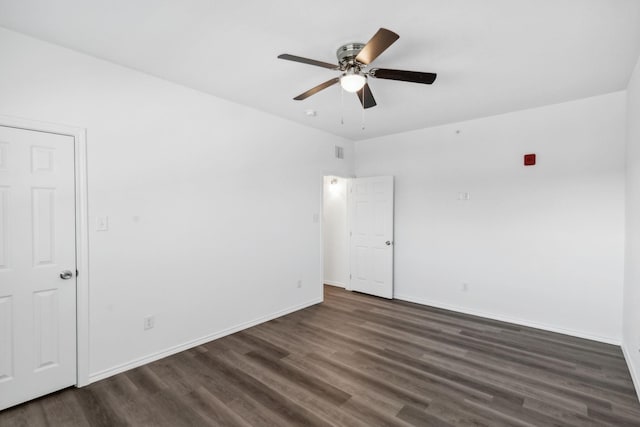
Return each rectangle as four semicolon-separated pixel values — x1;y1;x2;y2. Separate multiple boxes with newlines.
349;176;394;299
0;125;77;410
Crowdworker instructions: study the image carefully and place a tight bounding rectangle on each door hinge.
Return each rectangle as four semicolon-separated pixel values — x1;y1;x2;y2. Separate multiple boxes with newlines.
350;273;352;280
76;269;79;277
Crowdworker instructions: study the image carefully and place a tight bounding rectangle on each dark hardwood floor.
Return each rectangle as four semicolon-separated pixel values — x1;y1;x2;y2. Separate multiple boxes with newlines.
2;285;640;426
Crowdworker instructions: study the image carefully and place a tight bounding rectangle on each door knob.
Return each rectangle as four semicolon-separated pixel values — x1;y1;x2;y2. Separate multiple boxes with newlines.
60;270;73;280
385;241;392;246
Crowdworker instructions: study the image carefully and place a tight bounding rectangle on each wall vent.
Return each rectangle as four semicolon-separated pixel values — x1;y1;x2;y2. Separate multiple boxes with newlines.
335;145;344;159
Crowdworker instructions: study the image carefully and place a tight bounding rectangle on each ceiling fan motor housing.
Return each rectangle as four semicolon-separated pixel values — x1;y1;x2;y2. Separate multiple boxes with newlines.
336;43;366;69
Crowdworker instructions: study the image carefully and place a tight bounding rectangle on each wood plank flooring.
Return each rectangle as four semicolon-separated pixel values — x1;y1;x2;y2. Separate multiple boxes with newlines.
2;285;640;426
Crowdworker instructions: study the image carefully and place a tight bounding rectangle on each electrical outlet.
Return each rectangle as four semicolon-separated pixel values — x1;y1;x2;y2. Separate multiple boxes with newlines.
143;315;155;330
297;280;302;288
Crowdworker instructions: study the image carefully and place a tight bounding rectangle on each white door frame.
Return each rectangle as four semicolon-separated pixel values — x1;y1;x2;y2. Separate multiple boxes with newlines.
0;115;90;387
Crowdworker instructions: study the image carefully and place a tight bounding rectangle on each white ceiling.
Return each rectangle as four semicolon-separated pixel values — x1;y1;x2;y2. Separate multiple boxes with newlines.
0;0;639;140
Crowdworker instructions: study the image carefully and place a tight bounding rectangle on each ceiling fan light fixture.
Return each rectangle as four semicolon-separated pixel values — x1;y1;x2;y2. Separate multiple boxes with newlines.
340;72;366;93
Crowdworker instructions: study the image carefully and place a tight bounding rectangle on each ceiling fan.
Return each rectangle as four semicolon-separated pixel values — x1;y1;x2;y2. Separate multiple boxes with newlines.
278;28;437;109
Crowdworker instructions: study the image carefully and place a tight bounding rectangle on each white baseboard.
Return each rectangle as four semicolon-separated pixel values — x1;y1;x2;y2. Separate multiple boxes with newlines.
324;280;345;288
622;343;640;403
394;293;621;346
87;298;323;384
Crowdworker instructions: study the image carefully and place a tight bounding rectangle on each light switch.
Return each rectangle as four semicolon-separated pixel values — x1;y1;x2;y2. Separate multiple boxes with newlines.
313;213;320;223
96;216;109;231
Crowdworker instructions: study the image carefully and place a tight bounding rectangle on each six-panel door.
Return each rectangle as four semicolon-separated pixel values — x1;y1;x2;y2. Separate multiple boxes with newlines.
349;176;394;299
0;125;77;410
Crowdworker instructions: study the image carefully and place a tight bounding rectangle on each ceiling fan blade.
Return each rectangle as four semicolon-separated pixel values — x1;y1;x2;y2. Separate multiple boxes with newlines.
293;77;340;100
355;28;399;65
369;68;437;84
356;83;377;109
278;54;338;70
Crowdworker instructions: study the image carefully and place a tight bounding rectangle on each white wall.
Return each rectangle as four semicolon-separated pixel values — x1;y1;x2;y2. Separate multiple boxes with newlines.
323;176;348;287
623;56;640;397
355;92;626;343
0;27;353;380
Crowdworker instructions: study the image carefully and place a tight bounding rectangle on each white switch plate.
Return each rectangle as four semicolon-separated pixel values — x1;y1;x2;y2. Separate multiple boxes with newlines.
313;213;319;223
96;216;109;231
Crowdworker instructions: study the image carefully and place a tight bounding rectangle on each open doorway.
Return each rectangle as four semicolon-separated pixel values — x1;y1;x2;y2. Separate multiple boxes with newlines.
322;175;395;298
322;176;349;289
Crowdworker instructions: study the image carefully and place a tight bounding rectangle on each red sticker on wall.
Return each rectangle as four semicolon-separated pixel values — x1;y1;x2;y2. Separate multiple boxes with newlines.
524;153;536;166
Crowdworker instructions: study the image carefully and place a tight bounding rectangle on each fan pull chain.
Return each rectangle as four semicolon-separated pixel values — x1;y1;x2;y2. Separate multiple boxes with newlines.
361;87;365;130
340;86;344;125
